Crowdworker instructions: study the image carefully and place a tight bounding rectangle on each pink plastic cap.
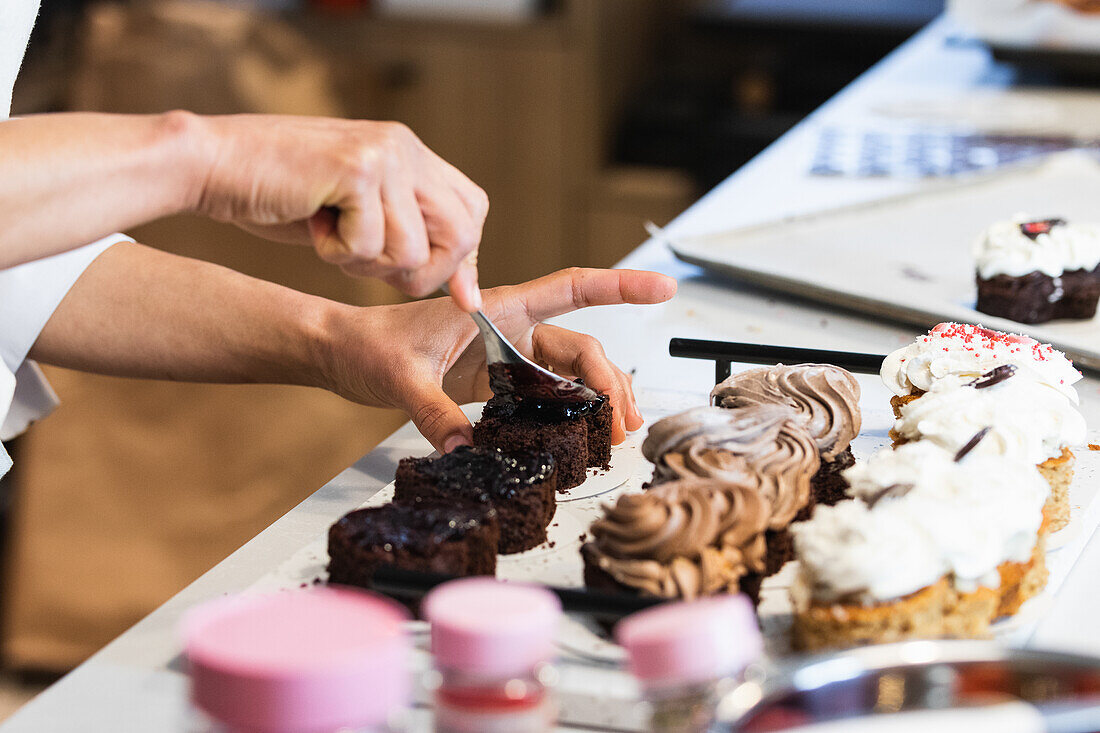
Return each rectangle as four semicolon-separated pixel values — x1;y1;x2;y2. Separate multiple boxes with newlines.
422;578;562;677
616;594;762;686
182;587;410;732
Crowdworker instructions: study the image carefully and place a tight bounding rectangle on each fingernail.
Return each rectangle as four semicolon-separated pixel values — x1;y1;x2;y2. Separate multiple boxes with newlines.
463;268;482;310
444;435;470;453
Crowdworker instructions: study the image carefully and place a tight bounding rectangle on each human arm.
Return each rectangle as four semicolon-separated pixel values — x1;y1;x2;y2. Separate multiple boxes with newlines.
29;243;677;448
0;112;486;310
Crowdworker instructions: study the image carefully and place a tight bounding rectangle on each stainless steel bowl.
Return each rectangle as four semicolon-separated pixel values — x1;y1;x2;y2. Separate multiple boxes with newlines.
717;641;1100;731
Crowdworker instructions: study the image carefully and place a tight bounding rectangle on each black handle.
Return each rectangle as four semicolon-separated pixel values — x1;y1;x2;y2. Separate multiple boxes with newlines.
366;567;665;622
669;337;886;383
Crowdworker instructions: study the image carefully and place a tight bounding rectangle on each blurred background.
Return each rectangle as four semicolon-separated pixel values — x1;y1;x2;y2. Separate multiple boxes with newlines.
24;0;1090;716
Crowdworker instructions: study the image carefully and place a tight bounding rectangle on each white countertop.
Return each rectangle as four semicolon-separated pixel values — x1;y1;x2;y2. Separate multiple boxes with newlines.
7;16;1100;732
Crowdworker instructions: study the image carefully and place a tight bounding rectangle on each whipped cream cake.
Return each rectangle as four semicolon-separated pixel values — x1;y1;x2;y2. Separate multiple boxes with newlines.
892;366;1085;530
974;215;1100;323
881;322;1082;412
792;441;1049;650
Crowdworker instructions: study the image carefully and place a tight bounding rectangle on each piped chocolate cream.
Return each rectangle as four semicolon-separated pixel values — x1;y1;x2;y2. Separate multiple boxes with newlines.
642;405;819;528
585;477;770;600
710;364;861;460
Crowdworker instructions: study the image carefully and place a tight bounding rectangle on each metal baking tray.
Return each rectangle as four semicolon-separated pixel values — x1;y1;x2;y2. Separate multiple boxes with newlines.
721;640;1100;731
667;152;1100;371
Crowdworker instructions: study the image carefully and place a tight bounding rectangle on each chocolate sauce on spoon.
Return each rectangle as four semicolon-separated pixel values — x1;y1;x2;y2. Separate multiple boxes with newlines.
487;362;605;421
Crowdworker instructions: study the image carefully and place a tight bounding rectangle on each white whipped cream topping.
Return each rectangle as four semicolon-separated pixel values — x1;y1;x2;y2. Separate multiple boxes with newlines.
792;499;947;605
894;375;1085;465
843;442;1046;594
974;214;1100;279
880;322;1081;404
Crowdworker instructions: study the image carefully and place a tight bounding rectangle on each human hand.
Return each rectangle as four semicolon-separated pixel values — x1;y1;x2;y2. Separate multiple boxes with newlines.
320;268;678;451
192;114;488;311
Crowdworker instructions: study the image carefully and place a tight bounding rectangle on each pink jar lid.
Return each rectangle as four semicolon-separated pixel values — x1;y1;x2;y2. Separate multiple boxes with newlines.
182;587;410;732
422;578;562;677
616;594;762;686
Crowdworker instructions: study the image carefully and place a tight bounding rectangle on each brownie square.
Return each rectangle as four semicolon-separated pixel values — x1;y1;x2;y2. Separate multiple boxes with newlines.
473;386;613;490
394;446;557;554
327;500;498;589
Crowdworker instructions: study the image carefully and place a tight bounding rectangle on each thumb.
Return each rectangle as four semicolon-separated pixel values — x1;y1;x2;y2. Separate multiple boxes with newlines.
406;384;474;453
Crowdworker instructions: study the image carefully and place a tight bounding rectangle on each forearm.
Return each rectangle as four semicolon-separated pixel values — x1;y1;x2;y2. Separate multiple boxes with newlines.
28;242;344;389
0;112;207;268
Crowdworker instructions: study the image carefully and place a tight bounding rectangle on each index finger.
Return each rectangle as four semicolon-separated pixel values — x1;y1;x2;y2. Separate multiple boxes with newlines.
505;268;677;322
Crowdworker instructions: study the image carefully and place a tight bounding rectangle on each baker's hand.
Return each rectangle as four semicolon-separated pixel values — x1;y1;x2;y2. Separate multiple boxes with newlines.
192;114;488;311
320;268;677;452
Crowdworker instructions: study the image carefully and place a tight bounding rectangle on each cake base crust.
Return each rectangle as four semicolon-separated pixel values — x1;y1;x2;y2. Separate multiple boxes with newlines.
1038;447;1074;532
942;585;998;639
996;539;1049;618
890;391;923;420
791;577;952;652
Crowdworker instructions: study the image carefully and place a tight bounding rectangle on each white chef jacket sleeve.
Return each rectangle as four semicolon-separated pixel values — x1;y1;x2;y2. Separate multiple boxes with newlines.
0;233;133;445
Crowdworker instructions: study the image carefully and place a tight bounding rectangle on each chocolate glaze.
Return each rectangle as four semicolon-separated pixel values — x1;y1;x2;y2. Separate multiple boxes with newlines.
1019;218;1065;240
487;363;606;421
333;500;494;550
408;446;554;501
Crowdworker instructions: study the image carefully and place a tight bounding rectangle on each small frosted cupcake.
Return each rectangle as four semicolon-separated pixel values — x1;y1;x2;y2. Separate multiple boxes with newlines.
845;441;1049;622
581;477;771;603
790;499;951;651
642;404;819;575
881;322;1082;416
892;365;1085;531
711;364;861;506
974;215;1100;324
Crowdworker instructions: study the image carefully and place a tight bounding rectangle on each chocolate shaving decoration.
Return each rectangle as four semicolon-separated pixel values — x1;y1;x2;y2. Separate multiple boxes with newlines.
968;364;1017;390
1019;218;1066;240
866;482;914;508
954;427;992;462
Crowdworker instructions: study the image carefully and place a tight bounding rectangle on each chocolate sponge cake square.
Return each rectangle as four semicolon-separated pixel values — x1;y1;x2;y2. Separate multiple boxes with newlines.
474;411;588;490
394;446;557;554
473;390;611;491
327;500;498;589
584;398;613;470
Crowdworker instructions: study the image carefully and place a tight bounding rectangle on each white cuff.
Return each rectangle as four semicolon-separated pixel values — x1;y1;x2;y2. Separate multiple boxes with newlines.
0;234;132;373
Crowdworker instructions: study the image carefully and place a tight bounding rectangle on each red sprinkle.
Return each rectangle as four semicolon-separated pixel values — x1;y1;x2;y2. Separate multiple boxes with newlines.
923;322;1061;364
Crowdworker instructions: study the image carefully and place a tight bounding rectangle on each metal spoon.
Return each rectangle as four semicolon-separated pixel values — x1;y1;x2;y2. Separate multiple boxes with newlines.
442;284;599;402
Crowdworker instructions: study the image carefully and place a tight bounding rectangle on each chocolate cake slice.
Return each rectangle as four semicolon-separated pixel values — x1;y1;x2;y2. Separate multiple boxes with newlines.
974;217;1100;324
327;499;498;588
473;367;611;491
394;446;557;554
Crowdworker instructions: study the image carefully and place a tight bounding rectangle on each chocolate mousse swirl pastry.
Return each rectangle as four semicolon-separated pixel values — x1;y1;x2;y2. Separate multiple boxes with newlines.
710;364;862;460
642;405;819;527
585;478;770;600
